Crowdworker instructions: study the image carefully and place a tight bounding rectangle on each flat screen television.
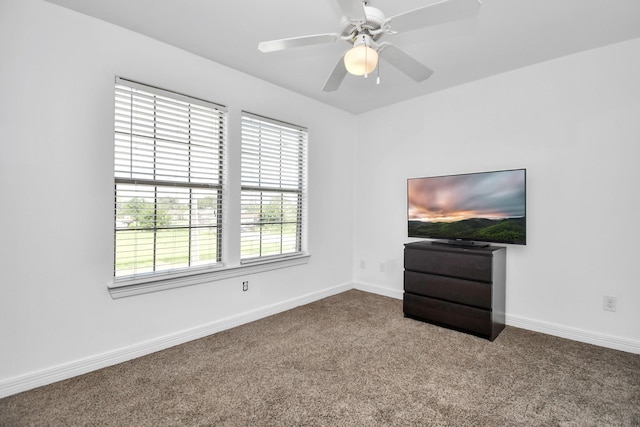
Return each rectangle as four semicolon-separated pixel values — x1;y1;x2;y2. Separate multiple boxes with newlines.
407;168;526;246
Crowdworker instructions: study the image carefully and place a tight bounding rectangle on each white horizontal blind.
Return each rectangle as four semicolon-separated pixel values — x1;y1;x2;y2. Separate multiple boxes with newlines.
240;112;307;262
114;77;226;278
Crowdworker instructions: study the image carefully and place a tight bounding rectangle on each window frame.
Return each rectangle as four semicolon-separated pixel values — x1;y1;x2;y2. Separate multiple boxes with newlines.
240;111;308;264
112;77;226;284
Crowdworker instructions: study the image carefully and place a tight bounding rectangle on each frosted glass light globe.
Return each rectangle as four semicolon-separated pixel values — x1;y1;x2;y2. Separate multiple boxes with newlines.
344;45;379;76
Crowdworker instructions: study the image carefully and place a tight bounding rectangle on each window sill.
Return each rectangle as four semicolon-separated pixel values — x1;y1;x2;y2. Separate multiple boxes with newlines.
108;254;311;299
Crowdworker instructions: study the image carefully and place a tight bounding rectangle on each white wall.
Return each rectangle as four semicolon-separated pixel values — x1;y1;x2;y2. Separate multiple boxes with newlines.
353;37;640;351
0;0;356;396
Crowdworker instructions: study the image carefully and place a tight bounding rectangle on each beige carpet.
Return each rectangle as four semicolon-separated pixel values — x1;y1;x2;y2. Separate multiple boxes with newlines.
1;290;639;426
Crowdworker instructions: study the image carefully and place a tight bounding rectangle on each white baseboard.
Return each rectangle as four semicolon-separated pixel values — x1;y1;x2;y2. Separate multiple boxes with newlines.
353;281;403;300
354;281;640;355
0;282;352;399
506;314;640;355
4;282;638;398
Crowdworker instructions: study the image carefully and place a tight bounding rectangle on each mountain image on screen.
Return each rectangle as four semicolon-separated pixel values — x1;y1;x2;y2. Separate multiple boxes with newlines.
407;169;526;245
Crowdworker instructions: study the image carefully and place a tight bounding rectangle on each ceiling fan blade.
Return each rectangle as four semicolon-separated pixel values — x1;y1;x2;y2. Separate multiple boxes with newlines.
322;55;348;92
334;0;366;19
386;0;481;33
378;44;434;82
258;33;342;53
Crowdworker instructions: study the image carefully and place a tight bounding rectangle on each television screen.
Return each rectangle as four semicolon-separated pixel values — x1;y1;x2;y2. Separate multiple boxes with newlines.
408;169;526;245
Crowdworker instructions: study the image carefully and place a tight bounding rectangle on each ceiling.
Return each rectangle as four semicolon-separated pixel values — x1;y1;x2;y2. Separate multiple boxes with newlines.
44;0;640;114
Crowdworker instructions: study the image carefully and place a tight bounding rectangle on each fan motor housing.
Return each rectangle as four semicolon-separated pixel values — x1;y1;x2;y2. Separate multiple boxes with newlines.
340;6;386;41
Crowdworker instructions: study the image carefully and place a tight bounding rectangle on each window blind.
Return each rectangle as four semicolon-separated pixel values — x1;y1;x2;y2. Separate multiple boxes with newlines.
240;112;307;262
114;77;226;279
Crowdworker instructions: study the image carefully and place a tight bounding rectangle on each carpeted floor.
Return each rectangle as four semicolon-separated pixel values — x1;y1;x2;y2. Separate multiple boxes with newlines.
1;290;639;426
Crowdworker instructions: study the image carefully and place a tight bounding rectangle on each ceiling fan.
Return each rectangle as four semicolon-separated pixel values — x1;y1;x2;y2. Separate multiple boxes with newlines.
258;0;481;91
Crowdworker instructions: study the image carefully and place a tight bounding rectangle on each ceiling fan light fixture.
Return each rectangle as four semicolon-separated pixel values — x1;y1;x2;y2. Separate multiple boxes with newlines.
344;42;378;76
258;0;481;91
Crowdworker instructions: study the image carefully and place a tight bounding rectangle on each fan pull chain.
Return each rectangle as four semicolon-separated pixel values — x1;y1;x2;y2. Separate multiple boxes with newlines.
363;35;369;79
377;60;381;85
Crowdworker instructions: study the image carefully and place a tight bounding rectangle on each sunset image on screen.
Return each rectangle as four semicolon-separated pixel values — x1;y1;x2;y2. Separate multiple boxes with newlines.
407;169;526;244
408;170;525;222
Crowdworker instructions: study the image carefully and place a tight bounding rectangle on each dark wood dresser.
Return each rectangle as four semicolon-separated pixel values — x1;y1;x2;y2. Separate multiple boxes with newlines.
403;241;506;341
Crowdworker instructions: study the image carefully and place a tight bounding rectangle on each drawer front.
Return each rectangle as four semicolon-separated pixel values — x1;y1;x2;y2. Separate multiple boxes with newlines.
404;248;492;282
403;293;491;337
404;271;491;309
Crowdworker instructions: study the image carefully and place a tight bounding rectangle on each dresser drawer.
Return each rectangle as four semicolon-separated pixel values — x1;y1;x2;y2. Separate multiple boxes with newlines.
404;271;491;309
404;247;492;282
403;293;492;337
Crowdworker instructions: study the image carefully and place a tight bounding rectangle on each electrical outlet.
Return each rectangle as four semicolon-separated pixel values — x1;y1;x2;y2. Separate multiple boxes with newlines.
360;259;366;269
242;281;249;292
379;262;385;272
603;296;617;312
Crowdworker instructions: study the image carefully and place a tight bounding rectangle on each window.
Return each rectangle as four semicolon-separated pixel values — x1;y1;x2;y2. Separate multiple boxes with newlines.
109;80;309;297
114;78;226;279
240;112;307;262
